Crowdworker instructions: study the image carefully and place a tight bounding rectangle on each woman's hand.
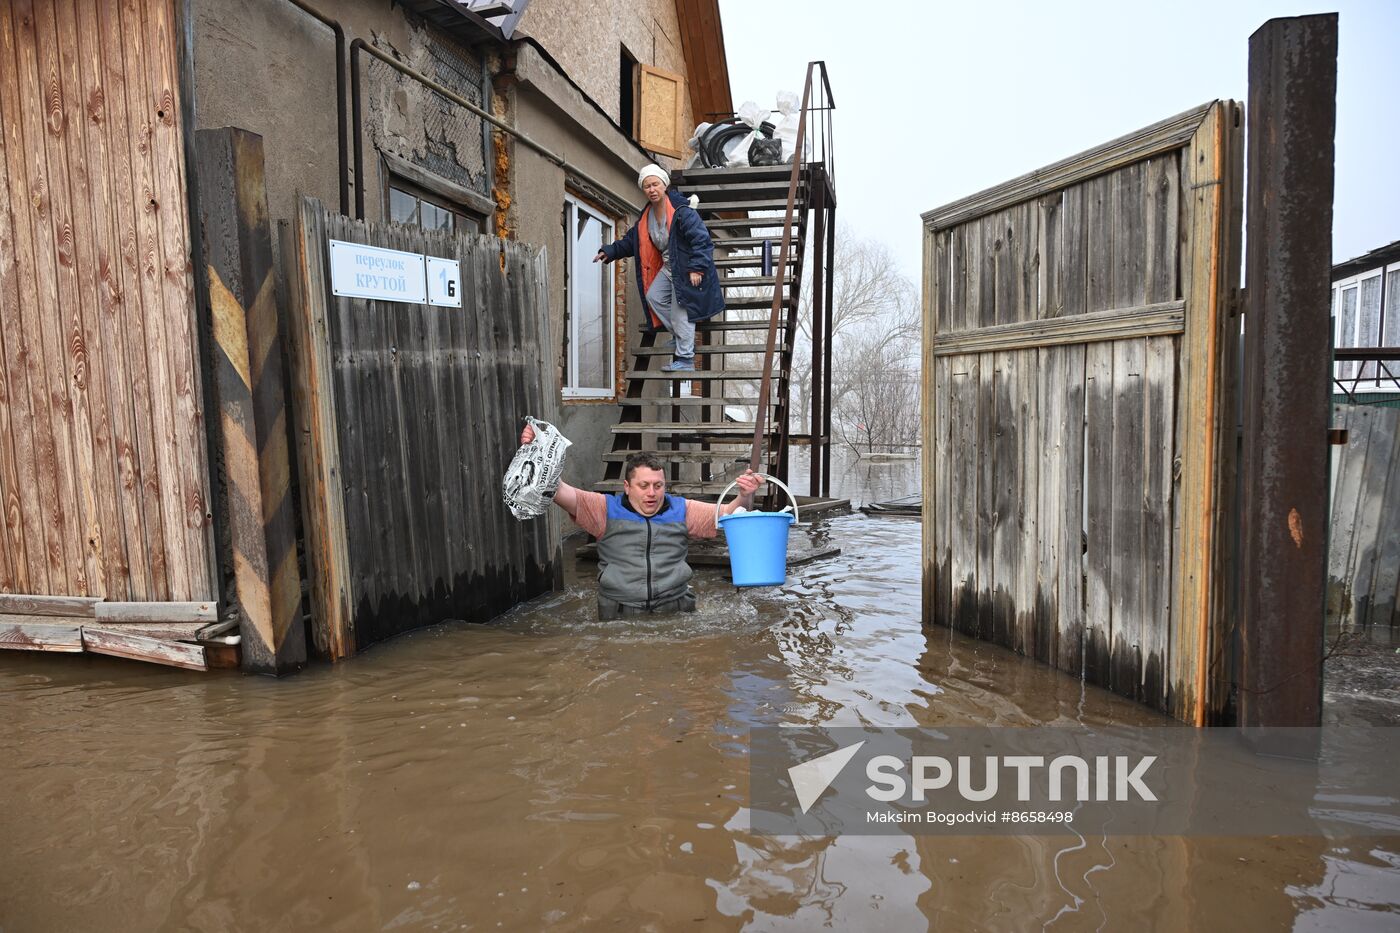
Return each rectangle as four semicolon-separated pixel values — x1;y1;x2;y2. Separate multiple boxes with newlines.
689;271;702;287
594;249;606;263
519;422;535;446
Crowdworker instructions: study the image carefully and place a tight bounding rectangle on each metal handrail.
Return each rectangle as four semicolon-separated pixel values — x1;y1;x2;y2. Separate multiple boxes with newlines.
748;62;832;475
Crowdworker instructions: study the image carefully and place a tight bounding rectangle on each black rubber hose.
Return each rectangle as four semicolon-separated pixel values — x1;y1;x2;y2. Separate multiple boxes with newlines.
698;117;775;168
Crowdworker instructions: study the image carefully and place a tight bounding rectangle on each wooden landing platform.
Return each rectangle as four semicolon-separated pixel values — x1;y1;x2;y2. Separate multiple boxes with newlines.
0;603;239;672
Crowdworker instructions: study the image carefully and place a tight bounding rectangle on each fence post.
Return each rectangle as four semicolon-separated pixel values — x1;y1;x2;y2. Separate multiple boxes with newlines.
1239;14;1337;726
194;128;308;674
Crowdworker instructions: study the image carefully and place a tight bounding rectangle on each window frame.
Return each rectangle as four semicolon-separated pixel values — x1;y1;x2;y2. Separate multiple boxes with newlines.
1332;266;1386;389
562;193;618;400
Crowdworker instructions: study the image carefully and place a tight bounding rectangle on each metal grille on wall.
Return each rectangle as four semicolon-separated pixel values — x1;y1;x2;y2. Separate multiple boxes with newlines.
368;27;491;198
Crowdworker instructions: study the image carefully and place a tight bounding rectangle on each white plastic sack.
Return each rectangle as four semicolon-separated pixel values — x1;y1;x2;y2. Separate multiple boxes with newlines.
772;90;807;164
502;416;572;520
736;100;767;129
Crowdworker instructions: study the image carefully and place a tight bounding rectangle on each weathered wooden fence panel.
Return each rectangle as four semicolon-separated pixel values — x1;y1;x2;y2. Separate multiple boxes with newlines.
922;102;1243;722
1328;403;1400;641
283;196;560;659
0;0;214;603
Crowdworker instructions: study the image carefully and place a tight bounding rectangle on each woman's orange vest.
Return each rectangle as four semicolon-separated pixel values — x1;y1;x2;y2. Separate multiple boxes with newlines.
636;197;676;329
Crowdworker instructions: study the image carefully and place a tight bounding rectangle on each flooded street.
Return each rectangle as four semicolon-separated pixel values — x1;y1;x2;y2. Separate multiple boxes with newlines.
2;452;1398;931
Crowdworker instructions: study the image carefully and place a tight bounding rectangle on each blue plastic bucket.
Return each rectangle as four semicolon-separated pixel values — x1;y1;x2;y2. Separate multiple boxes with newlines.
716;475;799;587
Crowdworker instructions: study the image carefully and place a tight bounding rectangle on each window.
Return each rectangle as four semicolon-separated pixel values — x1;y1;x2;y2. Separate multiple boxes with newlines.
563;196;616;398
620;46;639;140
1332;267;1387;389
388;177;484;235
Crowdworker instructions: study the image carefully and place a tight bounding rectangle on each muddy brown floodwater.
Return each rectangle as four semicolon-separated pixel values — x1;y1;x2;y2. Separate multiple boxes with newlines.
2;451;1398;931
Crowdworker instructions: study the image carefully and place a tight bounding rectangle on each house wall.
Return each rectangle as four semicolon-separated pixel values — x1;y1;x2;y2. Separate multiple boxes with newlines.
191;0;702;514
517;0;697;144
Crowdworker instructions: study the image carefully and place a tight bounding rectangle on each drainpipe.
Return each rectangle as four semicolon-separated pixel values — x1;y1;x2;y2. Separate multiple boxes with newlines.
283;0;350;216
349;38;642;221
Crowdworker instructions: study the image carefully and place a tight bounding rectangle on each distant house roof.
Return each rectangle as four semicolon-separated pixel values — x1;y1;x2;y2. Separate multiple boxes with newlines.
1333;240;1400;281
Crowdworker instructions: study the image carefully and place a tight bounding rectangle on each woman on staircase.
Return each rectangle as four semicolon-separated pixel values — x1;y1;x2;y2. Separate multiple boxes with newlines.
595;163;724;372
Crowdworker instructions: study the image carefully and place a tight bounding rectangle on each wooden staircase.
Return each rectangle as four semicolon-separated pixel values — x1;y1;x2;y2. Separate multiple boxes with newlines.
594;164;815;497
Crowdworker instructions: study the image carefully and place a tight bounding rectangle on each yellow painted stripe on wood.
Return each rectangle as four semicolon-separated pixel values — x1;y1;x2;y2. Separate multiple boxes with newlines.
208;266;252;390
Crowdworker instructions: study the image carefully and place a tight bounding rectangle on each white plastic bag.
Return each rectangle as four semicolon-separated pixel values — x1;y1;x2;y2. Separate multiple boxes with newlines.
772;90;807;164
502;416;572;520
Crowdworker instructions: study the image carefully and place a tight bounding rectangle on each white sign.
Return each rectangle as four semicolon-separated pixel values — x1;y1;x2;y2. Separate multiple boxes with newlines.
329;239;427;304
426;256;462;308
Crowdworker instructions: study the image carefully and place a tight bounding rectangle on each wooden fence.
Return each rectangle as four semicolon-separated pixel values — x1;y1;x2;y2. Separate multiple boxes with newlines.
921;101;1243;723
281;197;560;659
1329;403;1400;641
0;0;214;604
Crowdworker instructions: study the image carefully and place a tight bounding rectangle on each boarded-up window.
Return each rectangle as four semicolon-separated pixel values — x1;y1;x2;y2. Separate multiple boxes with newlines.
638;64;684;157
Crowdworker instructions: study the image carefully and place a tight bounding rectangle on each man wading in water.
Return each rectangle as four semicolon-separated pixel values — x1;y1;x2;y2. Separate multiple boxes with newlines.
518;423;763;619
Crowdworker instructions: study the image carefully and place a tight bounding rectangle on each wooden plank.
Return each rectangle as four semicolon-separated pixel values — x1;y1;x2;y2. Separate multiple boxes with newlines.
1061;183;1088;318
8;0;84;595
1016;346;1040;658
81;626;208;670
1110;161;1147;308
34;0;108;595
922;102;1212;230
1326;405;1370;625
102;0;168;600
0;0;35;595
1056;344;1087;676
1347;406;1396;630
93;599;217;623
1085;172;1113;314
282;202;354;659
53;0;126;597
1083;340;1114;686
975;349;995;639
933;300;1185;356
933;355;953;629
1109;339;1146;701
146;0;214;599
948;357;978;636
1141;336;1176;709
70;0;146;601
1144;153;1180;303
118;0;190;600
85;620;206;640
1170;103;1229;724
1038;192;1063;320
0;593;100;616
0;620;83;651
990;350;1018;649
1364;408;1400;630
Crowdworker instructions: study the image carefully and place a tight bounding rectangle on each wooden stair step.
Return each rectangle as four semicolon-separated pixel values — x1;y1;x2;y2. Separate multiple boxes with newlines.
632;343;784;356
714;237;789;249
725;294;798;310
601;449;753;463
626;369;768;380
697;199;804;213
704;217;793;231
676;164;810;185
611;422;762;435
615;396;770;406
719;276;789;289
696;319;790;332
687;182;808;201
715;255;797;269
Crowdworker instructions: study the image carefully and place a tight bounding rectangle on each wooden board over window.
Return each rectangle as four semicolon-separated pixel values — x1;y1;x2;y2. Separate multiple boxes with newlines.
638;64;684;158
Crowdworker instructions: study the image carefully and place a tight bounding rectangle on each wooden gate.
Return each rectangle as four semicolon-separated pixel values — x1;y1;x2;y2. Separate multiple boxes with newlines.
282;197;560;659
0;0;214;607
921;102;1242;723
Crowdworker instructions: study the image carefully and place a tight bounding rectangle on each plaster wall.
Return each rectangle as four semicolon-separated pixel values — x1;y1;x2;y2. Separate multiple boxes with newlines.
518;0;697;161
